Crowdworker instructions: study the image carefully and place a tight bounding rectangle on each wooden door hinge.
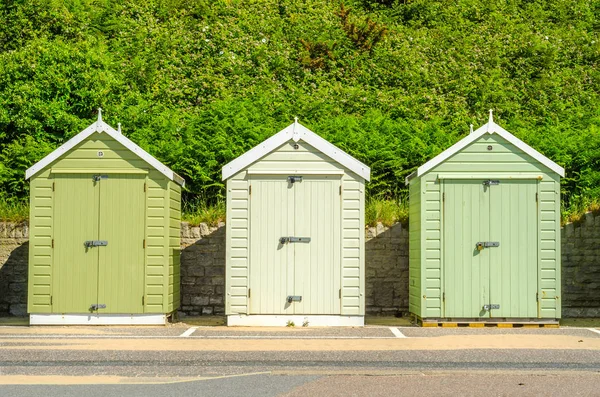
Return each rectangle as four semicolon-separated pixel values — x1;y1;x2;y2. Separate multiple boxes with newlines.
143;239;146;248
339;288;341;299
536;292;539;302
249;185;252;195
442;192;445;202
535;192;538;202
52;182;55;192
51;239;54;248
142;296;145;305
443;292;446;302
339;186;342;195
143;183;146;192
50;295;53;305
248;288;251;298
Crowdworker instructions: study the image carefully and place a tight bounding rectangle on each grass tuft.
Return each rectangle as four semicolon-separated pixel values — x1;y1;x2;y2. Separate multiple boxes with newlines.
182;199;226;227
562;197;600;225
0;199;29;223
365;197;408;227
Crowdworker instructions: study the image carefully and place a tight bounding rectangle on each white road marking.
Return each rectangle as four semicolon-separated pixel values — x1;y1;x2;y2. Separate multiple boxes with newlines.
179;327;198;337
390;327;407;338
587;328;600;336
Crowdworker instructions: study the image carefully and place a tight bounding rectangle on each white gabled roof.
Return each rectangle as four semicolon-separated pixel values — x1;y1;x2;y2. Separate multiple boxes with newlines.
221;119;371;181
25;109;185;186
405;110;565;184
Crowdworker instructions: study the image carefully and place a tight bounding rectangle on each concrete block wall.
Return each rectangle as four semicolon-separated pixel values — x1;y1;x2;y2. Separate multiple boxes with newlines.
562;213;600;317
179;222;226;317
0;222;29;316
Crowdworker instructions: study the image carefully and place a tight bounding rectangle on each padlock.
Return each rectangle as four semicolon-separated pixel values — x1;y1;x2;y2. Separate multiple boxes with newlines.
476;242;484;251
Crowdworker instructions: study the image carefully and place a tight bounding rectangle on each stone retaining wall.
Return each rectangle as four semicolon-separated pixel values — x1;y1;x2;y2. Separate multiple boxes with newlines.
562;213;600;317
1;217;598;318
0;223;29;316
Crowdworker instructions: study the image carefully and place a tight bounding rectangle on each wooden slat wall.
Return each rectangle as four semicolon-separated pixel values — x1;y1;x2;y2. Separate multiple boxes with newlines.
226;141;365;316
419;133;560;319
28;170;54;313
408;177;422;316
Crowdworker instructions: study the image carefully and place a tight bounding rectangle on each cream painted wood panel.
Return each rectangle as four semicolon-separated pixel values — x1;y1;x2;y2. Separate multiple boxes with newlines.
294;177;341;315
249;177;294;314
248;176;341;315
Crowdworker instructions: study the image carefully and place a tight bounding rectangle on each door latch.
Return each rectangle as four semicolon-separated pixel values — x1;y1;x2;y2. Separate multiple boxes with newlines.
476;241;499;250
84;240;108;248
92;175;109;182
483;304;500;311
90;304;106;311
482;180;499;186
279;237;311;244
287;176;303;184
287;296;302;303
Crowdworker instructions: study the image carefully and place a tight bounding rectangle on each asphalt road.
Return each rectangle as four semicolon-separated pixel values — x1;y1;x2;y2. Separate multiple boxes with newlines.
1;326;599;396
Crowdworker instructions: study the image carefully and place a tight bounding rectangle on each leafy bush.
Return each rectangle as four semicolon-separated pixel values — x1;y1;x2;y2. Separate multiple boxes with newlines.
0;0;598;219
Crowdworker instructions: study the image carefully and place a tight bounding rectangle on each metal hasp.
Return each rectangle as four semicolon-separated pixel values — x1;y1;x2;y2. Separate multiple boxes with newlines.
84;240;108;248
483;304;500;311
92;174;109;182
287;296;302;303
482;180;500;186
287;176;303;184
476;241;500;250
90;304;107;311
279;237;311;244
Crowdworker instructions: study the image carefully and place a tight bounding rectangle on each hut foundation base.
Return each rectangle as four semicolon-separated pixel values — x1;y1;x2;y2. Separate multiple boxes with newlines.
227;315;364;327
30;314;167;325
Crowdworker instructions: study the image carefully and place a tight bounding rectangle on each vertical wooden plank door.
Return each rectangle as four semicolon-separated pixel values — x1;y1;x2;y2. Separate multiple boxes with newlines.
444;179;538;318
489;180;538;318
97;175;146;314
443;180;490;318
53;174;100;313
249;178;294;314
249;176;341;315
293;176;341;315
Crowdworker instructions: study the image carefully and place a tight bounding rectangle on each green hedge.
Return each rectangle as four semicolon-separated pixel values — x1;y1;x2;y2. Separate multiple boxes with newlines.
0;0;598;212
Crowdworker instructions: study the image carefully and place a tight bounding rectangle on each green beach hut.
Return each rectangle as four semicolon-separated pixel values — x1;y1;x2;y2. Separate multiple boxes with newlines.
26;110;184;325
222;119;370;326
406;111;564;325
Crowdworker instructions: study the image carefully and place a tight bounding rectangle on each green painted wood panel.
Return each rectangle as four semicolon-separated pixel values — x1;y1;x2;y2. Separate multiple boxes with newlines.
408;177;422;316
97;175;145;314
28;132;179;317
443;180;490;318
489;180;538;318
28;172;54;313
144;173;167;313
52;174;99;313
294;177;341;315
168;181;182;312
414;131;561;320
443;179;539;318
50;132;149;172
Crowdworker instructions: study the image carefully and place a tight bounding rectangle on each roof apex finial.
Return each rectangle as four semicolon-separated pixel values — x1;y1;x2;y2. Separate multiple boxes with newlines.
294;116;298;124
470;124;474;134
117;122;121;134
97;107;103;123
489;109;493;124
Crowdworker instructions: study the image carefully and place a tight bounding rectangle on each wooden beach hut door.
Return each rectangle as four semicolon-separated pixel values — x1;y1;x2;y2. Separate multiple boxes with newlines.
248;176;341;315
52;174;145;314
443;179;538;318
